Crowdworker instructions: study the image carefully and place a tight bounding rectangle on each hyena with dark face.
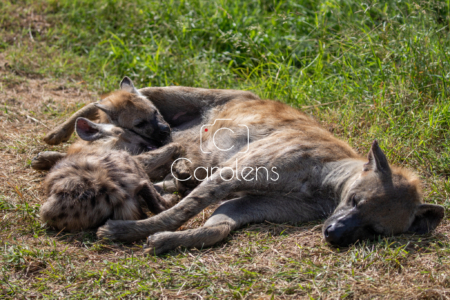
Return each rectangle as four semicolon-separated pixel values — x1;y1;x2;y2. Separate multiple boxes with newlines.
44;77;171;146
40;117;182;232
33;77;171;172
32;115;159;170
44;78;445;253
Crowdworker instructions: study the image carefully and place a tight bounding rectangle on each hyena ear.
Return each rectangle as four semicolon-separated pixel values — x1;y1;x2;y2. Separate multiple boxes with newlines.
75;118;105;141
363;140;391;175
407;204;444;234
134;180;148;196
94;102;114;120
120;76;141;95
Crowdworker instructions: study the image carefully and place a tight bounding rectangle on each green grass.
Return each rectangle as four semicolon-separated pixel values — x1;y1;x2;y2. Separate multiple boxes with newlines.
1;0;450;298
4;0;450;174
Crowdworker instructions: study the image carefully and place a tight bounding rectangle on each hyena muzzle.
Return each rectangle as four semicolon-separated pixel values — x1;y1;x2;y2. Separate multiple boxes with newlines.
32;116;159;171
43;76;171;147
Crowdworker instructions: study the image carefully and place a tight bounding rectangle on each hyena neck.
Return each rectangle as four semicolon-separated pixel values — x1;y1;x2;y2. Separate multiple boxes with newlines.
320;158;365;202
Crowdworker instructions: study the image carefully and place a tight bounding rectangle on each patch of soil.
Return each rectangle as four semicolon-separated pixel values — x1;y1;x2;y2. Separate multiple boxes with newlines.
0;54;98;210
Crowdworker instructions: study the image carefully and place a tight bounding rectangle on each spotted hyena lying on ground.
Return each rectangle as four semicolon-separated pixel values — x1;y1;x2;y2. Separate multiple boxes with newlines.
33;78;174;182
43;77;444;253
32;78;171;171
41;117;182;232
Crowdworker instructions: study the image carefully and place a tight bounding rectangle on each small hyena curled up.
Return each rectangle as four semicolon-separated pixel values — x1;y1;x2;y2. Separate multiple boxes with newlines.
40;118;180;232
32;77;173;181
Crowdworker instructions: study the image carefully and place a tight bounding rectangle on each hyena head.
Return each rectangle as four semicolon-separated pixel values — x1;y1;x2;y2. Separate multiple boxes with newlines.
75;117;157;153
323;140;444;246
94;77;171;147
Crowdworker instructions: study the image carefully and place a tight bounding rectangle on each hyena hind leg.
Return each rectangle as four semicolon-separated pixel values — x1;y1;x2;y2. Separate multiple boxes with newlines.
31;151;67;171
144;195;306;255
137;181;177;214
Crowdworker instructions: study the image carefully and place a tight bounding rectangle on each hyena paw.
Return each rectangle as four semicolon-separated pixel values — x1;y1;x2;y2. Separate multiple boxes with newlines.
162;194;181;208
31;151;65;171
97;219;140;242
144;232;175;255
43;130;71;145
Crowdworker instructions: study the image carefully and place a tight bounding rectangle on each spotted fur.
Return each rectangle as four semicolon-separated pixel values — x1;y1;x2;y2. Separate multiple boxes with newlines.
40;122;174;232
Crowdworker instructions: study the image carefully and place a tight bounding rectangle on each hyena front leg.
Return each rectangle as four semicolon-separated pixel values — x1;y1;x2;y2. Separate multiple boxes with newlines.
44;103;98;145
31;151;67;171
97;139;292;242
134;143;184;176
97;171;239;242
144;195;306;255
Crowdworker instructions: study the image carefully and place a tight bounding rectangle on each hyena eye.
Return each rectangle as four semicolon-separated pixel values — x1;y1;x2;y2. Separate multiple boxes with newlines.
135;120;149;128
111;128;124;135
351;194;358;208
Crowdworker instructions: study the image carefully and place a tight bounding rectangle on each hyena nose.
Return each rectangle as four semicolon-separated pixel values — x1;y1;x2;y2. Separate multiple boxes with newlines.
324;225;333;238
158;123;171;135
324;223;344;245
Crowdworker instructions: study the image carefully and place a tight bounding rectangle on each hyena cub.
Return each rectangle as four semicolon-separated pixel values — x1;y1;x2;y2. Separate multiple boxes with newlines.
33;76;171;171
43;76;171;147
40;118;175;232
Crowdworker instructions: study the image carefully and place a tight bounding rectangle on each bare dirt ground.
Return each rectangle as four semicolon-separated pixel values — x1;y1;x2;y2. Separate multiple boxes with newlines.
0;54;95;209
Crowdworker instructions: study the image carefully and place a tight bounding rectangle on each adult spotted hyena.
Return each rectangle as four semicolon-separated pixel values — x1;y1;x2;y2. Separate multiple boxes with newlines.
45;78;444;253
40;118;181;232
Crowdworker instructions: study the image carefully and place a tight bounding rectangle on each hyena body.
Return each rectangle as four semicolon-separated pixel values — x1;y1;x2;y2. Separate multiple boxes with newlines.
44;78;444;253
40;118;180;232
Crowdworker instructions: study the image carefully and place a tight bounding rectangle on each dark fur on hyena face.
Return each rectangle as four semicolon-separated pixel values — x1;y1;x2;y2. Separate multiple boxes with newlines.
75;117;157;153
94;77;171;147
323;141;444;247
